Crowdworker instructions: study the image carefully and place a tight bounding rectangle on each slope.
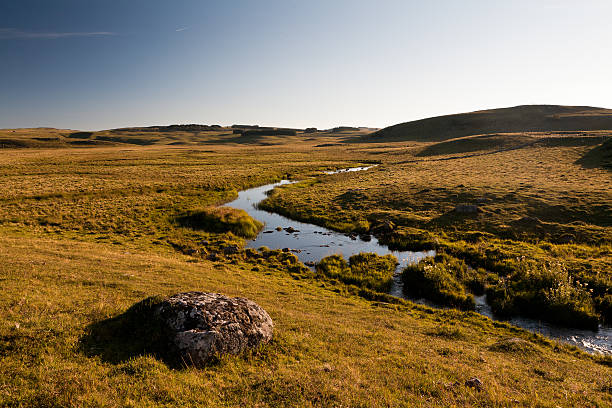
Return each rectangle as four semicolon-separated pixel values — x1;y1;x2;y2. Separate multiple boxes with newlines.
365;105;612;142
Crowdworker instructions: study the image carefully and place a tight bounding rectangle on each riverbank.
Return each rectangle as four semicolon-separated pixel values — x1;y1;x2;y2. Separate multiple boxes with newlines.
225;168;612;354
0;140;610;406
260;138;612;329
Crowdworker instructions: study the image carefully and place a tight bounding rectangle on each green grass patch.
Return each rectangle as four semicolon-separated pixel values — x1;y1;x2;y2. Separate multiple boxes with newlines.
0;137;610;406
178;207;263;239
402;256;476;310
316;252;397;292
486;260;600;330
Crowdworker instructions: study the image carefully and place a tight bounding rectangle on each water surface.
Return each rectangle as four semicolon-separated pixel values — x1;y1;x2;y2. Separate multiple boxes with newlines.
227;177;435;271
224;167;612;354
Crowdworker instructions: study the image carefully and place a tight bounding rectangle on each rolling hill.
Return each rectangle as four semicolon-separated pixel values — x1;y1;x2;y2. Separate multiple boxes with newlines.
0;125;374;148
364;105;612;142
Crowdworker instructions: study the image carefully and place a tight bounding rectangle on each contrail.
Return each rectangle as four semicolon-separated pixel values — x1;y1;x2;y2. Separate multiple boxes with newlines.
0;28;116;39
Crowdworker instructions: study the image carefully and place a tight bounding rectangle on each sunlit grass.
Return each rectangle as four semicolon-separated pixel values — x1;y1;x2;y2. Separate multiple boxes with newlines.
0;133;610;406
260;133;612;325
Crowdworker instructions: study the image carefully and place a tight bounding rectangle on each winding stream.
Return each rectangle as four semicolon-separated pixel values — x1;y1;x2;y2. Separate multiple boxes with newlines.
225;166;612;354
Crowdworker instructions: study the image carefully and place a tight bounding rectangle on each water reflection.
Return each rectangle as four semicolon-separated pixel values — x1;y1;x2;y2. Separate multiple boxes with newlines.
226;178;434;269
224;168;611;354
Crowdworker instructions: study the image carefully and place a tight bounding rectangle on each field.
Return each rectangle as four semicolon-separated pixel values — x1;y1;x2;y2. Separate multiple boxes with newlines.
0;123;611;406
262;131;612;328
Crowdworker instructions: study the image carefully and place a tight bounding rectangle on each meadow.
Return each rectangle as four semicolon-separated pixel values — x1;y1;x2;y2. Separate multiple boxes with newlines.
261;131;612;328
0;126;610;406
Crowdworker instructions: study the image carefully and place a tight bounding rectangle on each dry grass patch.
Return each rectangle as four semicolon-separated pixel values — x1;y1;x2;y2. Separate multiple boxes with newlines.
0;235;610;407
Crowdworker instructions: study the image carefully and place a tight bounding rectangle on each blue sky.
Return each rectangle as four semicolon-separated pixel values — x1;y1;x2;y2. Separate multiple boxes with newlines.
1;0;611;130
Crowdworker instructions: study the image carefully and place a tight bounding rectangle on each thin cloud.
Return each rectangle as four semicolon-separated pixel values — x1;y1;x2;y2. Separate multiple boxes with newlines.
0;28;116;40
175;27;188;32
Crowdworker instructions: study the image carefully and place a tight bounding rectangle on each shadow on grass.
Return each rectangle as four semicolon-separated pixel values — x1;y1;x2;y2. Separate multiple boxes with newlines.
79;296;280;370
576;138;612;170
78;296;184;368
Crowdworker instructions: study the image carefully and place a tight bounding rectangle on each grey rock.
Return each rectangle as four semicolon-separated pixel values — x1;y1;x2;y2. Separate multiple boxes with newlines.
359;234;372;242
465;377;483;390
454;204;480;214
155;292;274;367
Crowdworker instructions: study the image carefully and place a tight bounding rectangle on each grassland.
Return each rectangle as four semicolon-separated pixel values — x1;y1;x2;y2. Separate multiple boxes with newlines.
259;131;612;327
364;105;612;142
0;125;611;406
0;125;374;149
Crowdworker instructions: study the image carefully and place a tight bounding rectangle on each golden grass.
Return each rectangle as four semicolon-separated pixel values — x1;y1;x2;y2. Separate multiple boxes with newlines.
0;126;372;149
0;133;610;406
258;134;612;326
1;235;610;407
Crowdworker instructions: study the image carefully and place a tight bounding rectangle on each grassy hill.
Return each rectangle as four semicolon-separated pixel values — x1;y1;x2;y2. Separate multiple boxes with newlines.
0;128;111;148
414;131;610;158
0;125;374;149
364;105;612;142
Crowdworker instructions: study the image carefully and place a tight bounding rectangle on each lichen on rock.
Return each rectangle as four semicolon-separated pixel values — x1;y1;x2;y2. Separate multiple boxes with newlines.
154;292;274;367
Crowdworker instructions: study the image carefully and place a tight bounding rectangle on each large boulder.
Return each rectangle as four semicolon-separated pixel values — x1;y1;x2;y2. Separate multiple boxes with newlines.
155;292;273;367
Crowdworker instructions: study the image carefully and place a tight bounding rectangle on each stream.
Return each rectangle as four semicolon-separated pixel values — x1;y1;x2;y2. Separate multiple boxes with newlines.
225;166;612;354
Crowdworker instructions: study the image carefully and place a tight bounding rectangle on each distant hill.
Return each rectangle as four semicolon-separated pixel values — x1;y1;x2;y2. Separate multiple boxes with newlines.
364;105;612;142
0;124;370;148
577;137;612;169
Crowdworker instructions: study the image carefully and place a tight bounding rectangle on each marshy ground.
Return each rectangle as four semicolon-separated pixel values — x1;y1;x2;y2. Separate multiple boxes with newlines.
0;125;610;406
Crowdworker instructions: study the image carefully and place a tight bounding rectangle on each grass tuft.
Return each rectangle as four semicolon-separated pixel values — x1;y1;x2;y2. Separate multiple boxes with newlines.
316;252;397;292
402;256;476;310
178;207;263;239
488;337;537;354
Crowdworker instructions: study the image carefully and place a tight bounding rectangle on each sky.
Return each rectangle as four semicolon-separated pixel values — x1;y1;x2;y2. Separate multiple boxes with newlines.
1;0;611;130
